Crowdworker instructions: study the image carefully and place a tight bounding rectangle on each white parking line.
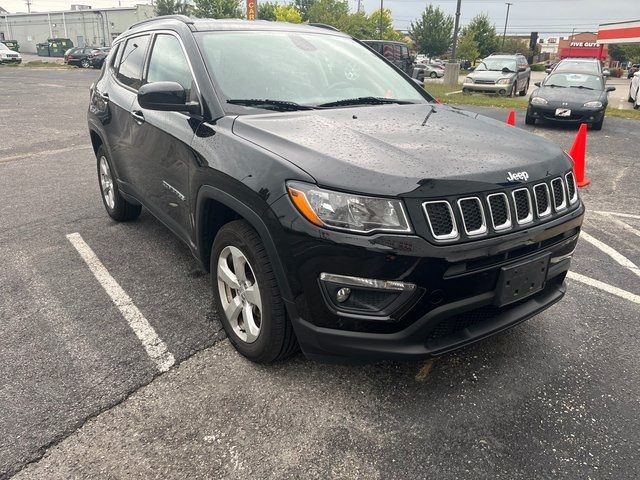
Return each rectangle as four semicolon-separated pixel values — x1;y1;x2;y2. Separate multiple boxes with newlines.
66;232;175;372
580;231;640;278
567;271;640;305
593;211;640;220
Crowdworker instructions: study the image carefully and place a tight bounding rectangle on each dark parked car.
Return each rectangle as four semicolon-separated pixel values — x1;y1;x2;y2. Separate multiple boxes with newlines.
526;70;615;130
89;47;111;68
65;46;98;68
88;16;584;364
362;39;414;75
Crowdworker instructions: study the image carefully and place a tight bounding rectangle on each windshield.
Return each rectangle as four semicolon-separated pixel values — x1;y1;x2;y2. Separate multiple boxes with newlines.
544;72;603;90
554;61;599;74
476;58;517;72
196;31;426;109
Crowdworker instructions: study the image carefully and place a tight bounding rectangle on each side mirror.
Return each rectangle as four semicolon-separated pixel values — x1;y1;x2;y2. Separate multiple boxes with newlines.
602;69;610;76
606;86;616;92
138;81;199;114
545;68;551;74
534;82;541;87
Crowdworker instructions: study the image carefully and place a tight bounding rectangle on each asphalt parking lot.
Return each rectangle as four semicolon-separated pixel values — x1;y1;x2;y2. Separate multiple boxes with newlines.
1;67;639;479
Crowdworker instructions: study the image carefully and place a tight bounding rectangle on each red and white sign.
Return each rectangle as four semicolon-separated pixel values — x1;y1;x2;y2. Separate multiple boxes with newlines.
247;0;257;20
598;20;640;44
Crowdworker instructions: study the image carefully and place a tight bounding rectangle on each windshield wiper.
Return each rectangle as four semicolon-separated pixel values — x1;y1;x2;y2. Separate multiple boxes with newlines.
569;85;595;90
318;96;415;108
227;99;317;111
546;84;566;88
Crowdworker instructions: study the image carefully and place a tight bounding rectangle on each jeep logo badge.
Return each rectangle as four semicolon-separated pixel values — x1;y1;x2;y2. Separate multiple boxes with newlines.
507;171;529;182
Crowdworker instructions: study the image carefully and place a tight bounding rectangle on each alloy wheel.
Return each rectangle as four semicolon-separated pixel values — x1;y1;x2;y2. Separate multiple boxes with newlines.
99;156;115;209
217;246;262;344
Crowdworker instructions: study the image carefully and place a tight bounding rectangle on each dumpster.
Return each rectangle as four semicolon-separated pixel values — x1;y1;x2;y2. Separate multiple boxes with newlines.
2;40;19;52
36;42;50;57
48;38;73;57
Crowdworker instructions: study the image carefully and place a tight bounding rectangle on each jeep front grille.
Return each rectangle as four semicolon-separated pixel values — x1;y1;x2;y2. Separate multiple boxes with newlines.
551;177;566;211
420;171;579;243
533;183;551;218
487;193;511;231
512;188;533;224
458;197;487;236
423;201;458;240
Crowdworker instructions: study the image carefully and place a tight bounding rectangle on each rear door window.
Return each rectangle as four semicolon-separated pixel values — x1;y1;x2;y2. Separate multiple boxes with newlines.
116;34;150;90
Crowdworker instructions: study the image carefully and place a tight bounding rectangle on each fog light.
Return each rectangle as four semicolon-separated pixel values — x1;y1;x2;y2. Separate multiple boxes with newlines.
336;288;351;303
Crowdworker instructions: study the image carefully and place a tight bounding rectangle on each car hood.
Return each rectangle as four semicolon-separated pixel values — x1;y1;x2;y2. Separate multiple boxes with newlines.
232;104;571;197
533;86;605;105
469;70;515;81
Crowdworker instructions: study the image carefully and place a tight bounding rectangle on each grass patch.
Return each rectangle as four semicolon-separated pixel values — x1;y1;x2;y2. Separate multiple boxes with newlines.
425;83;640;120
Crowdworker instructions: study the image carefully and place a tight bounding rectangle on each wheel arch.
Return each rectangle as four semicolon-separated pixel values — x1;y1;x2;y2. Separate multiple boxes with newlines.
195;186;295;304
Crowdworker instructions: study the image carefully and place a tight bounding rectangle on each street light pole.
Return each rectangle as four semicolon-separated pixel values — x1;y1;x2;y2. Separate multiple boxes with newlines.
450;0;462;61
379;0;384;39
502;2;513;49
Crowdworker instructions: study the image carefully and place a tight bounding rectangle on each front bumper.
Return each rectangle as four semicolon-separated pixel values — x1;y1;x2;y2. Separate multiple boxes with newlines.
463;82;513;94
528;105;605;124
269;191;584;363
0;57;22;64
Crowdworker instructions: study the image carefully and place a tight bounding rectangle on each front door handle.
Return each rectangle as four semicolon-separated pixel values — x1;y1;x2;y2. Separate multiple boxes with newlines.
131;110;145;123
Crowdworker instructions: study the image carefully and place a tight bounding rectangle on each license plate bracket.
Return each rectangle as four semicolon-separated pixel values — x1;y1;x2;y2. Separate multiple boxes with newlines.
495;254;550;307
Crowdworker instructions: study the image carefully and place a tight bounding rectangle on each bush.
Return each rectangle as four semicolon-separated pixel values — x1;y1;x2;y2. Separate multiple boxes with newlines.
608;67;623;78
530;63;547;72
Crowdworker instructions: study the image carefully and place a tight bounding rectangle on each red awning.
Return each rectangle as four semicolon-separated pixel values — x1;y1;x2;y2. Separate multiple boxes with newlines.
559;46;607;60
598;20;640;44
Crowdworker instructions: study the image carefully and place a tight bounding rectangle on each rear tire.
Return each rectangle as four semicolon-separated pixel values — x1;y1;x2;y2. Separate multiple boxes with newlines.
96;145;141;221
211;220;297;363
430;71;437;78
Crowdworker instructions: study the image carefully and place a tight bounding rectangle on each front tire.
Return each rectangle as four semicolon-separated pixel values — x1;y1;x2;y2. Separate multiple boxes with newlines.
525;112;536;125
211;220;297;363
96;146;141;221
591;117;604;130
430;71;437;78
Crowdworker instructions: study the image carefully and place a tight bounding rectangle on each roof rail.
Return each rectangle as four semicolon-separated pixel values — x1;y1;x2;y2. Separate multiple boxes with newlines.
128;14;193;30
308;23;340;32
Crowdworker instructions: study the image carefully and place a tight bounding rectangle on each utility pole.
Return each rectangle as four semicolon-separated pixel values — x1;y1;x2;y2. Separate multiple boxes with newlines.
25;0;32;13
357;0;363;14
450;0;462;61
502;2;513;49
444;0;462;86
378;0;384;39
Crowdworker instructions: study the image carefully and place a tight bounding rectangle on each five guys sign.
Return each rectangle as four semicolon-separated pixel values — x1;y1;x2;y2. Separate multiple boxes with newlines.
247;0;257;20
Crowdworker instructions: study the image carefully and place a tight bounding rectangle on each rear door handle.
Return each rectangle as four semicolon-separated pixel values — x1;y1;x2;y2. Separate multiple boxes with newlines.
131;110;145;123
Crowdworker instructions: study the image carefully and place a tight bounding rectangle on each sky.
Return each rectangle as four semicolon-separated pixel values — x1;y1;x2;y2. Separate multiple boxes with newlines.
1;0;638;37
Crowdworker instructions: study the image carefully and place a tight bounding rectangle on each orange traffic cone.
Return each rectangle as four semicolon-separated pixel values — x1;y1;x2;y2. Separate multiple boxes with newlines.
506;110;516;126
569;123;590;187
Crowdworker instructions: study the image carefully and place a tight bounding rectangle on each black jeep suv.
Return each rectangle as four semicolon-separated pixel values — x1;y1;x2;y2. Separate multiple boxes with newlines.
88;16;584;364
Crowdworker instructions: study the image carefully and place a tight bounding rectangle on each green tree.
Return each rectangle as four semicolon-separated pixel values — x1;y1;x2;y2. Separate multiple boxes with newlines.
194;0;242;19
461;13;499;58
369;8;403;41
500;36;527;55
609;44;640;63
341;11;376;39
456;29;479;62
408;4;453;57
155;0;189;16
258;1;277;20
307;0;349;27
275;4;302;23
294;0;316;21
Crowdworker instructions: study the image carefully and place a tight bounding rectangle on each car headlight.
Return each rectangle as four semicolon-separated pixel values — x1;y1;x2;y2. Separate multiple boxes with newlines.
530;97;548;105
496;78;513;85
465;77;474;84
287;182;412;234
583;101;603;108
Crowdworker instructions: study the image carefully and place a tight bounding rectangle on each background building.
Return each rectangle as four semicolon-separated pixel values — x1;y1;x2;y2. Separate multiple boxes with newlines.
558;32;608;62
0;4;154;53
